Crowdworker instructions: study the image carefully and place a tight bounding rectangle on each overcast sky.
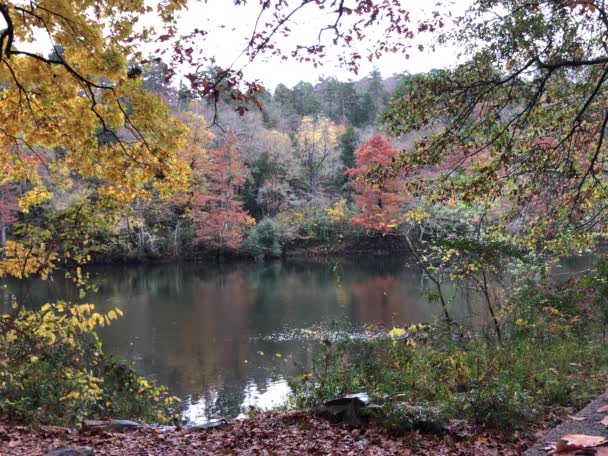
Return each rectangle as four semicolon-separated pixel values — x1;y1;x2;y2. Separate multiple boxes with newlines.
174;0;471;90
2;0;471;91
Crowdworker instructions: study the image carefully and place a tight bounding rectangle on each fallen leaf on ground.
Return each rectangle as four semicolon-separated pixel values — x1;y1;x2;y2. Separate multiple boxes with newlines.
598;405;608;413
567;416;587;421
0;413;540;456
601;416;608;426
548;435;607;454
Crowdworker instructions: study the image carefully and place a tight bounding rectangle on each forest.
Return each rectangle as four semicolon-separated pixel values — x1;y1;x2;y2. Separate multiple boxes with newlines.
3;0;608;454
1;62;422;262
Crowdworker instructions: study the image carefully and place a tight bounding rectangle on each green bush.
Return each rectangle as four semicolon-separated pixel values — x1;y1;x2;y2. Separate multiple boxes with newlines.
290;318;608;430
245;218;283;258
0;303;177;426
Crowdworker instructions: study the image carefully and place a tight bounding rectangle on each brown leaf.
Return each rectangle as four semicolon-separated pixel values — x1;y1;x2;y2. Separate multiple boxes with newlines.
552;434;607;453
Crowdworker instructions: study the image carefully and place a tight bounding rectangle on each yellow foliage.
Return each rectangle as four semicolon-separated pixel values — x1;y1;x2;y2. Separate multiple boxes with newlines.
326;199;348;224
294;116;344;186
388;327;406;345
403;208;429;224
0;241;58;279
18;186;54;213
0;1;193;284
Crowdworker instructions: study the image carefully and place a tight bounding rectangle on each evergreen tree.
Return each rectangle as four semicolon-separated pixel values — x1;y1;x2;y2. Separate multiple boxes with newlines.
321;77;341;121
292;81;321;116
142;58;170;96
339;127;359;170
351;92;374;127
336;127;359;194
339;81;358;124
273;83;294;113
366;67;388;122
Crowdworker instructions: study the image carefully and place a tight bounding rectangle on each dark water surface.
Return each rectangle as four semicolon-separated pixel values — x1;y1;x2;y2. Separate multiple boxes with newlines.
1;256;591;424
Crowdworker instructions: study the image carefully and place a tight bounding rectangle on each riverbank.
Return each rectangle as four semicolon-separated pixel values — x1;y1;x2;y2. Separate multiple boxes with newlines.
1;410;542;455
90;234;412;265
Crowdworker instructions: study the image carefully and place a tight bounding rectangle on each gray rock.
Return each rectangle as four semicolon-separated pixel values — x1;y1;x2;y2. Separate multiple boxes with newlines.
108;419;140;432
317;396;369;427
82;419;140;433
45;446;95;456
188;418;228;431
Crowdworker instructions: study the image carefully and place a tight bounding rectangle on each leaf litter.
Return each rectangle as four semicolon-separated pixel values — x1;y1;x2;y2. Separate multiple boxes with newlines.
0;411;539;455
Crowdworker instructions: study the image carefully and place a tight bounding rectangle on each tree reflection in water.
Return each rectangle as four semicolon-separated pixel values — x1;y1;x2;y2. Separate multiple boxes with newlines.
1;257;493;424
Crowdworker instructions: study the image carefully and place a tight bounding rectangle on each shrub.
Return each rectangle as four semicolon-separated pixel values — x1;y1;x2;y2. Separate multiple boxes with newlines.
0;302;177;426
290;320;608;430
245;218;283;258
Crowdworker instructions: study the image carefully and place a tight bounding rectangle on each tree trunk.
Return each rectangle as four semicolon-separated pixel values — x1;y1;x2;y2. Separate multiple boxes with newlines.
481;270;501;342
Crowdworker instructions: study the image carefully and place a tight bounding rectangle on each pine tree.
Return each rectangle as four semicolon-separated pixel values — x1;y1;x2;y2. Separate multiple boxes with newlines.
366;67;388;122
339;127;359;170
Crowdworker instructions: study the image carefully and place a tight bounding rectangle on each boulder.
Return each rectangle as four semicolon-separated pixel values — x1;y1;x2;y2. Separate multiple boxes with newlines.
45;446;95;456
316;395;370;427
188;418;228;431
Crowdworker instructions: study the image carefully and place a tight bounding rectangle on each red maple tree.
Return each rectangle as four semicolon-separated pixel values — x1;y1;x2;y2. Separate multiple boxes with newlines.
192;133;252;252
346;135;407;234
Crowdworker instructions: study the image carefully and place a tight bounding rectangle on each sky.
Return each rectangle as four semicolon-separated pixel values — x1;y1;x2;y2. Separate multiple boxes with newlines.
1;0;471;91
173;0;471;90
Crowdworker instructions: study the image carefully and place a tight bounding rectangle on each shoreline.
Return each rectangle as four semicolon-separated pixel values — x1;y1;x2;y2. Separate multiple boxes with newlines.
0;409;543;455
88;235;413;266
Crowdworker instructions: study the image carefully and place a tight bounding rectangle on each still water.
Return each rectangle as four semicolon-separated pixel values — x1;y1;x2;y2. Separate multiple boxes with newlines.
1;255;592;424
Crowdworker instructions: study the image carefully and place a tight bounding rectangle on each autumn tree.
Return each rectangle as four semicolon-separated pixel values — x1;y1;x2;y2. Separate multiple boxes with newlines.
0;1;192;282
192;134;253;254
347;135;407;234
382;0;608;253
294;116;345;198
243;129;295;217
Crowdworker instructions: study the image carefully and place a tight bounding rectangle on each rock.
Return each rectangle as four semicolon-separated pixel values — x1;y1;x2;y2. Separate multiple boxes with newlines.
188;418;228;431
82;419;140;433
317;396;369;427
108;419;140;432
45;446;95;456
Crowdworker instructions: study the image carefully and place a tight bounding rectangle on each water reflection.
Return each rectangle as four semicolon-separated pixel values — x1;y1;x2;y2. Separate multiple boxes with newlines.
2;257;489;424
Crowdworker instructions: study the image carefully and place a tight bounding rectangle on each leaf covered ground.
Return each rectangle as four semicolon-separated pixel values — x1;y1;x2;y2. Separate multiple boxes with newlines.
0;411;542;455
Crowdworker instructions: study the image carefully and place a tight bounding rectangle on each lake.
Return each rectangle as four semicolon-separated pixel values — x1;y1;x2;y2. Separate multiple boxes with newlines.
0;255;592;424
